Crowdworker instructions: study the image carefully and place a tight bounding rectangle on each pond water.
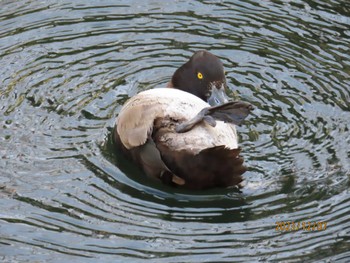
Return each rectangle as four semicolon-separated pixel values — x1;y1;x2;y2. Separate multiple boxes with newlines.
1;0;350;262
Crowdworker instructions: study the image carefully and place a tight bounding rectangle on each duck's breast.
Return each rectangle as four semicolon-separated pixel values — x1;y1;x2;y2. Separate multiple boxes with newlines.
156;119;238;154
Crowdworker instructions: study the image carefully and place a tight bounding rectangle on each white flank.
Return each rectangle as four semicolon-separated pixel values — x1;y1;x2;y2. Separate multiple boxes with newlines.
117;88;238;152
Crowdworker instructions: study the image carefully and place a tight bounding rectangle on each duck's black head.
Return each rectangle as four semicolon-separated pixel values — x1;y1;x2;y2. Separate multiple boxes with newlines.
170;50;229;106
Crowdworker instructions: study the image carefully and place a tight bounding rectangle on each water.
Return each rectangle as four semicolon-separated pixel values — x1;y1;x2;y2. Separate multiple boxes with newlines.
1;0;350;262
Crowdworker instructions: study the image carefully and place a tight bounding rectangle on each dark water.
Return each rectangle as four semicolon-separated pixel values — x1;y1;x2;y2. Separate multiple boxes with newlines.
1;0;350;262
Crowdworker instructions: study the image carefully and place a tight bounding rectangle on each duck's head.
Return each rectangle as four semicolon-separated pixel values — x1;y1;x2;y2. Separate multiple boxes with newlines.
169;50;229;106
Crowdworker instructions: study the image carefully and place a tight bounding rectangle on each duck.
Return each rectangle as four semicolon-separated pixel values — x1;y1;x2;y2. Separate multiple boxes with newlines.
114;50;253;190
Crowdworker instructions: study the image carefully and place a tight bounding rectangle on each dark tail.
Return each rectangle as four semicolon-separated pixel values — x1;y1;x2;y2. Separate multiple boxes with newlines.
158;145;246;190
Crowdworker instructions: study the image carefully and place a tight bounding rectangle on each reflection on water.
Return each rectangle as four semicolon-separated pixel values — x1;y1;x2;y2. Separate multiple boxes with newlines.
1;0;350;261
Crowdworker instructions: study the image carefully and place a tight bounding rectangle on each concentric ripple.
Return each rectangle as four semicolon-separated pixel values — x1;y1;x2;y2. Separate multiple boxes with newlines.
1;0;350;262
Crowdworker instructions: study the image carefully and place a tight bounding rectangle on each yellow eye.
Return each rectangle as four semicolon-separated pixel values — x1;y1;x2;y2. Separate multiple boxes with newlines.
197;72;203;79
